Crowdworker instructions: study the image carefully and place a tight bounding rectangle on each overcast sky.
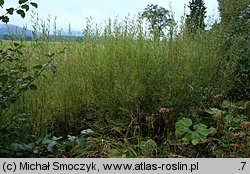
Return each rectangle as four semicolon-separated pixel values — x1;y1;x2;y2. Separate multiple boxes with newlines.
3;0;219;31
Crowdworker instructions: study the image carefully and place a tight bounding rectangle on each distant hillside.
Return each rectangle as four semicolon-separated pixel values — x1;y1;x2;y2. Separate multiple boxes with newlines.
0;24;37;40
0;24;34;36
0;24;83;41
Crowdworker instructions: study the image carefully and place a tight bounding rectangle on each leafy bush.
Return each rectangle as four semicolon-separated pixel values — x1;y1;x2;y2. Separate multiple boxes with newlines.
205;101;250;157
0;114;89;157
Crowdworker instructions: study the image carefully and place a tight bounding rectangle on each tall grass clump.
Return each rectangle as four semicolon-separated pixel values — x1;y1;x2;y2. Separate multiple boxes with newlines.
2;16;236;140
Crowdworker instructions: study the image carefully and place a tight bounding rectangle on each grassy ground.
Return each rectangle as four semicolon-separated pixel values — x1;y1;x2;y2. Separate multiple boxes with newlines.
1;17;249;157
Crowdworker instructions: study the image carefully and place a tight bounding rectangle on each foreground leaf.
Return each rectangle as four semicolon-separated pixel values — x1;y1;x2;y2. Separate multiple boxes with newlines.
16;9;25;18
175;118;192;137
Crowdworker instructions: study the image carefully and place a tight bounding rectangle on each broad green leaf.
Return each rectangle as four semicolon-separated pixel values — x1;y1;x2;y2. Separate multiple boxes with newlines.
64;141;73;152
21;4;29;12
206;108;225;115
16;9;25;18
76;137;87;148
18;143;33;151
52;136;62;141
67;135;76;142
42;138;53;145
30;2;38;8
81;128;94;134
10;143;19;151
190;124;210;145
47;141;57;153
191;137;199;145
19;0;28;4
175;118;192;137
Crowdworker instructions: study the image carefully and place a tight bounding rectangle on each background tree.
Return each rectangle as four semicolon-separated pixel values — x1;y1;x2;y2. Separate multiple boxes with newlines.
141;4;173;39
185;0;207;34
217;0;249;100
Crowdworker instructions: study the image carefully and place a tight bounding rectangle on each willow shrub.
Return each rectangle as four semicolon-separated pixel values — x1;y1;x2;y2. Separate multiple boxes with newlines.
2;17;236;135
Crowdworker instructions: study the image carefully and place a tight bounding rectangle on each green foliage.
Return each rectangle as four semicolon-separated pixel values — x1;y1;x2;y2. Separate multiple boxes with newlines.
0;116;88;157
206;108;226;115
186;0;207;34
141;4;174;38
0;42;61;115
175;117;211;145
205;101;250;157
217;0;250;100
0;0;38;23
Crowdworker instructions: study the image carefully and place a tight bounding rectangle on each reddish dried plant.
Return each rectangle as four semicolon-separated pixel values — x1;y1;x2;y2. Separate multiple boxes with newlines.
159;108;171;113
240;122;250;128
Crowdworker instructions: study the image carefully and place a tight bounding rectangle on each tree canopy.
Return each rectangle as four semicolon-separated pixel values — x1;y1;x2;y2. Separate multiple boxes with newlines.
186;0;207;33
141;4;173;39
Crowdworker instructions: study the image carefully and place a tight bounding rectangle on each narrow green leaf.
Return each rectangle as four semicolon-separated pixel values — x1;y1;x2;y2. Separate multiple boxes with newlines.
23;75;33;81
19;0;28;4
6;8;14;15
33;64;43;69
30;2;38;8
0;0;4;7
49;64;57;73
29;84;37;90
13;42;20;47
16;9;25;18
1;16;9;23
46;53;55;58
21;4;29;12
